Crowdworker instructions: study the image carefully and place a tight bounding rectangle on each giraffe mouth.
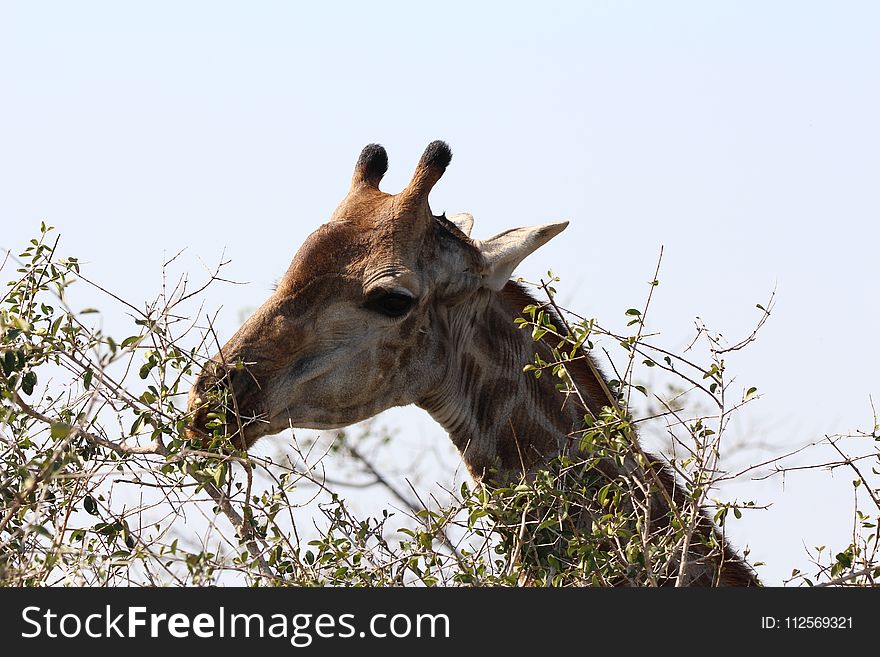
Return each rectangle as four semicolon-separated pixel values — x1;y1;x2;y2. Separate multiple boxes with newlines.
187;395;273;451
187;360;272;450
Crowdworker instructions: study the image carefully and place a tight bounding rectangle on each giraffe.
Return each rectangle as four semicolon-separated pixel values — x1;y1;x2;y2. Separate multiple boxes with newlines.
188;141;759;586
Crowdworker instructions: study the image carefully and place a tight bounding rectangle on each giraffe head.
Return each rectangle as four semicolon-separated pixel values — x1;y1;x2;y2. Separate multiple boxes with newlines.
187;141;567;449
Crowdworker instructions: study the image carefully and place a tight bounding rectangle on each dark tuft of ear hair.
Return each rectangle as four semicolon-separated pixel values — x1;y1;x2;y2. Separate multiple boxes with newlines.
353;143;389;189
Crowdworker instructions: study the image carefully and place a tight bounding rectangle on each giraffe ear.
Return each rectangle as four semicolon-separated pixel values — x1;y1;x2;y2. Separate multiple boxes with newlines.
475;221;569;291
447;212;474;237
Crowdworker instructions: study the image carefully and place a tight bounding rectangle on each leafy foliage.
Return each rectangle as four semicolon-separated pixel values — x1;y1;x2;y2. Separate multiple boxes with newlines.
1;226;877;586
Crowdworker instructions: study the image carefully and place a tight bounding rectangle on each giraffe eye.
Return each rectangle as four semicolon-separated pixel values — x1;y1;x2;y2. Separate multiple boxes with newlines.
365;292;415;318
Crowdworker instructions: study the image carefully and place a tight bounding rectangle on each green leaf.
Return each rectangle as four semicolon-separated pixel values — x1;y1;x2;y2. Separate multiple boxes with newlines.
139;361;154;380
50;422;71;439
21;371;37;395
83;494;99;516
34;525;53;539
625;308;641;316
130;414;145;435
3;351;17;376
80;308;100;314
745;386;758;400
835;551;853;568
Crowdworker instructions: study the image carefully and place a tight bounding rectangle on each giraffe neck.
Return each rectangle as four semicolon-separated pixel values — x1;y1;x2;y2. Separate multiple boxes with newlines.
417;282;605;485
417;282;758;586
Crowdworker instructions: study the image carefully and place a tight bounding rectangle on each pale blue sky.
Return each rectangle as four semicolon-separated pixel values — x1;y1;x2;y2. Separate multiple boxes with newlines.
2;1;878;583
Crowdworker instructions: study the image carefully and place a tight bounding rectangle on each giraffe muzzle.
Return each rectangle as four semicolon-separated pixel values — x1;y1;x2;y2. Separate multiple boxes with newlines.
187;359;262;450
